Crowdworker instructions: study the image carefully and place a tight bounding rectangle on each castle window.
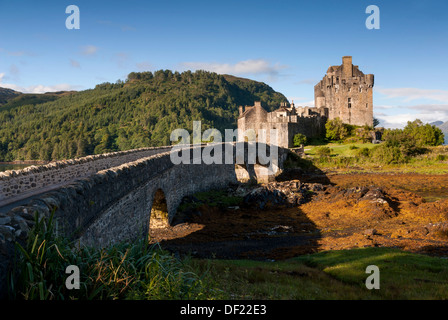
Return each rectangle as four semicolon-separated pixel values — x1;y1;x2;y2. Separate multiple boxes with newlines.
348;98;352;109
348;87;351;92
359;88;362;92
366;103;368;109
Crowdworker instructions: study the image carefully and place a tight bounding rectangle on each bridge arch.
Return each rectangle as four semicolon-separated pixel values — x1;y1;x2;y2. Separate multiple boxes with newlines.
149;188;169;230
34;142;289;248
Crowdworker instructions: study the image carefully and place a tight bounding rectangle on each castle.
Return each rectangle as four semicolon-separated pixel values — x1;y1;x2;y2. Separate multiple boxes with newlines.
237;56;374;148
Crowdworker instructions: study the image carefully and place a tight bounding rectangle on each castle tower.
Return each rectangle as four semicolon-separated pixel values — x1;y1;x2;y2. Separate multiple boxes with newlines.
314;56;374;127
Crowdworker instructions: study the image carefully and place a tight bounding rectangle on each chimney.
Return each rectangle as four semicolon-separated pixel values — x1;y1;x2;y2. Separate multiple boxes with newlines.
239;106;244;115
342;56;353;78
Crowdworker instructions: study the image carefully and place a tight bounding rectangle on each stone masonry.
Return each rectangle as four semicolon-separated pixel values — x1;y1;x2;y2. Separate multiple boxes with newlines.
0;142;289;298
237;101;328;148
315;56;374;127
0;146;171;205
238;56;374;148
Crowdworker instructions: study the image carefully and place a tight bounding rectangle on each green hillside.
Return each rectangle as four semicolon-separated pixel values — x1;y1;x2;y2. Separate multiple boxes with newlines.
0;87;20;105
0;70;288;161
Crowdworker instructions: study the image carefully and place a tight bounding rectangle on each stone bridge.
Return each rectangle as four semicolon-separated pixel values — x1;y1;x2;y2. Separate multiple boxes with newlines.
0;142;289;297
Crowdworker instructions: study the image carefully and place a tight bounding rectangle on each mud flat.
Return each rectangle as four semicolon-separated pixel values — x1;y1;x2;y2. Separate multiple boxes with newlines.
150;172;448;260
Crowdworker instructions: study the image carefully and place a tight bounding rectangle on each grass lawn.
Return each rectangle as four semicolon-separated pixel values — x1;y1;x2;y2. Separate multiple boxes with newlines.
305;142;376;157
301;142;448;174
194;248;448;300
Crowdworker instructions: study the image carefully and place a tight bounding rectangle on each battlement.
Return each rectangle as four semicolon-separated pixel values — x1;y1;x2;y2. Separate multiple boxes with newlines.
237;57;374;148
315;56;374;127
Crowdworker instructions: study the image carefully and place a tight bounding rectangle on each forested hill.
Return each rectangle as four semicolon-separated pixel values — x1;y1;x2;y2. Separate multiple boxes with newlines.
0;87;20;105
0;70;288;161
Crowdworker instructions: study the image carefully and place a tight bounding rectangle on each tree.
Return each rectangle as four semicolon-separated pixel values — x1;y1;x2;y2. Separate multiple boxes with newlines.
325;118;349;141
356;125;373;143
0;69;288;161
373;118;380;128
403;119;444;147
293;133;307;147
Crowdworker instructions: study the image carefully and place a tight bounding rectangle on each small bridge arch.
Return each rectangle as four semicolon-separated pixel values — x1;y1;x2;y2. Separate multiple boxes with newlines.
149;188;169;230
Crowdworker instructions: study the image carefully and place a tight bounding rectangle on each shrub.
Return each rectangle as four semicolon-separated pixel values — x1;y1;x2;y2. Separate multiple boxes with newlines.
403;119;445;147
325;118;349;141
356;147;371;158
293;133;307;147
355;125;373;143
284;152;314;169
316;146;331;159
382;129;425;157
370;144;407;164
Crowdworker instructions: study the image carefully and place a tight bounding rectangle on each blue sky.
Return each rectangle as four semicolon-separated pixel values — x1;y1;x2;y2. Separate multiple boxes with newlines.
0;0;447;128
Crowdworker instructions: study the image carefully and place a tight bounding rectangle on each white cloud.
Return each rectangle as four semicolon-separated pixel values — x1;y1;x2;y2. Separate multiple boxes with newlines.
81;45;98;56
9;64;20;78
374;105;448;129
286;97;317;107
70;59;81;68
8;51;26;57
181;59;288;78
407;104;448;112
374;88;448;128
121;25;136;32
289;98;314;107
136;61;152;71
374;105;396;110
377;87;448;103
0;78;81;93
115;52;129;68
96;20;136;32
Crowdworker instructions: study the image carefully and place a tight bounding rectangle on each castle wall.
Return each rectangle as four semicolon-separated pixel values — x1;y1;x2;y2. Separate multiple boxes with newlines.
237;104;267;142
238;102;327;148
315;56;374;127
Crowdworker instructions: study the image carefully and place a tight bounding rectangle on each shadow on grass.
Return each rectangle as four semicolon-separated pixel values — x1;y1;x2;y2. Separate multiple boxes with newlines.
276;152;333;185
293;247;448;299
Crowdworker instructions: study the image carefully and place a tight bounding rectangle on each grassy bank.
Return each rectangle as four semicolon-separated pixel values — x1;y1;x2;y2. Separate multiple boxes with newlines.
192;248;448;300
8;211;222;300
302;142;448;174
10;211;448;300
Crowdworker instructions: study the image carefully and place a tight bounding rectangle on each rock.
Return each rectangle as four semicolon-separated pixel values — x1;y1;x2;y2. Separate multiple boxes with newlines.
242;187;287;209
0;215;11;225
0;225;15;242
11;215;30;234
14;229;29;241
363;228;378;236
310;183;324;192
361;188;385;201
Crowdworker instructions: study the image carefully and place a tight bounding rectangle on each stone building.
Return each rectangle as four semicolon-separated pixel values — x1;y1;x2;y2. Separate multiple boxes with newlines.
314;56;374;127
237;56;374;148
237;101;327;148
